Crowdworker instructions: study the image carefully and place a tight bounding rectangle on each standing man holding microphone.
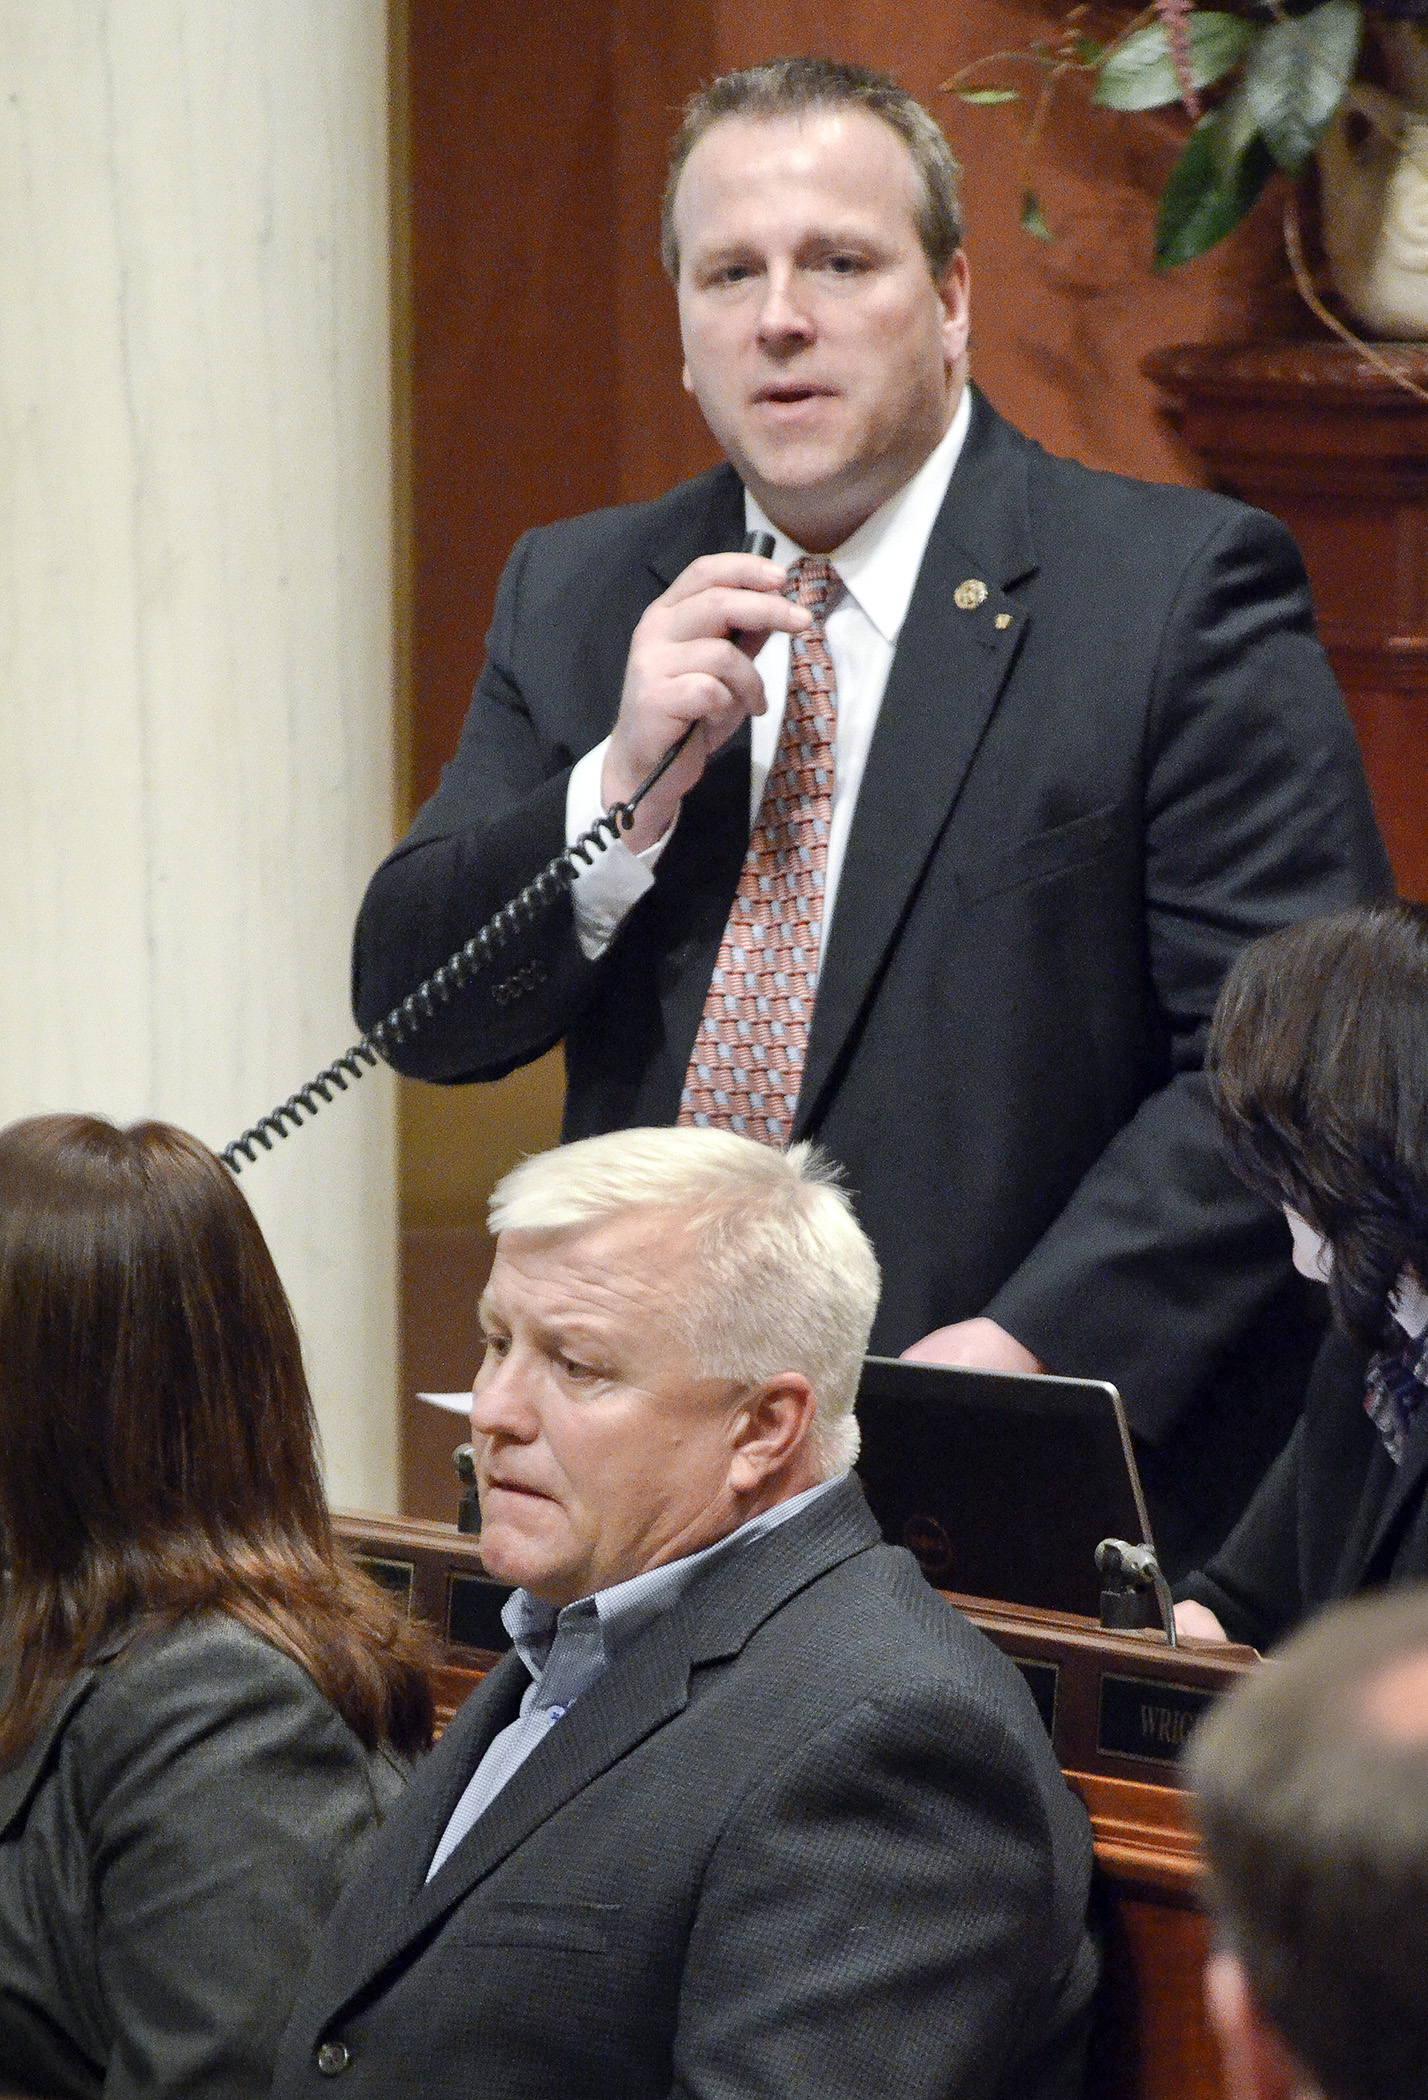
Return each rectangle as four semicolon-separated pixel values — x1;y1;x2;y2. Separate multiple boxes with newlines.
354;57;1389;1569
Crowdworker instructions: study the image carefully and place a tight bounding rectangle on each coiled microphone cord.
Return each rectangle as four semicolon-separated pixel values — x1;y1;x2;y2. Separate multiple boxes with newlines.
221;527;776;1173
221;721;696;1173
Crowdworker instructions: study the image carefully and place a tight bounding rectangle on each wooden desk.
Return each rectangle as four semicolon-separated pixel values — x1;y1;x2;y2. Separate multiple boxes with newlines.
947;1593;1255;2100
334;1513;1252;2100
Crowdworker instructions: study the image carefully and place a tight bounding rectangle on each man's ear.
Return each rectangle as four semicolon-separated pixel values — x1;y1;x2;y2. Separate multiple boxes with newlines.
1204;1950;1322;2100
726;1373;819;1494
937;248;971;372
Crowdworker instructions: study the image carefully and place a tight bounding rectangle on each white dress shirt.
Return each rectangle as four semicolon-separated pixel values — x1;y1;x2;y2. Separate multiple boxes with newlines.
564;386;972;961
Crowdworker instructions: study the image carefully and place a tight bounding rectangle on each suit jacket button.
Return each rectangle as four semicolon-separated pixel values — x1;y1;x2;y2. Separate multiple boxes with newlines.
315;2040;351;2076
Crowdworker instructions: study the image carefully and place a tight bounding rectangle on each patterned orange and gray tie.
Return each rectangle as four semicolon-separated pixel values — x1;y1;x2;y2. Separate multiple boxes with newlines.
678;557;839;1146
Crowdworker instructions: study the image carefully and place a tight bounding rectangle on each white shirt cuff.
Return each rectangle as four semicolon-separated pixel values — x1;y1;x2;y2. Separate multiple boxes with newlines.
565;739;674;962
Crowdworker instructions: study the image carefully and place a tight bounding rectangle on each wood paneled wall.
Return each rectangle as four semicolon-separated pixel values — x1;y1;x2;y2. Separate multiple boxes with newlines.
396;0;1331;1518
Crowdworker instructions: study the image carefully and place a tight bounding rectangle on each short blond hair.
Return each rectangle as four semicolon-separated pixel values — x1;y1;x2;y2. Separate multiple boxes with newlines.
488;1128;880;1475
661;57;963;281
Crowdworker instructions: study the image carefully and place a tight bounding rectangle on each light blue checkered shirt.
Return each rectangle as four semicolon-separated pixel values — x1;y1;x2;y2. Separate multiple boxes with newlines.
426;1474;844;1879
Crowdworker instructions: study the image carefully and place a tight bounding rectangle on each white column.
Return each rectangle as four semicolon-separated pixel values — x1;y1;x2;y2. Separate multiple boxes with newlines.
0;4;398;1508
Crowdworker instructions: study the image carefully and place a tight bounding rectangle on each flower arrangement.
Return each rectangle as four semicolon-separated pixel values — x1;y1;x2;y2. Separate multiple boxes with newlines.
950;2;1428;267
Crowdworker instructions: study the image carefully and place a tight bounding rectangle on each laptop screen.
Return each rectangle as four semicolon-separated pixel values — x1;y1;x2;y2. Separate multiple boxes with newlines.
853;1356;1154;1618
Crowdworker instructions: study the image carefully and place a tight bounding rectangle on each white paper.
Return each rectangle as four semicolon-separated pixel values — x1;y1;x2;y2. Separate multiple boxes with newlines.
418;1390;474;1415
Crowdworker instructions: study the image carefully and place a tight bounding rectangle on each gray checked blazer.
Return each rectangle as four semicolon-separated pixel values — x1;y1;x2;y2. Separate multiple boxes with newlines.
0;1613;407;2100
269;1476;1097;2100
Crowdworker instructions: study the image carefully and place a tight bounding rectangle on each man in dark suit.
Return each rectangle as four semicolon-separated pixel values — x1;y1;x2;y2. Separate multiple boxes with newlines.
269;1127;1097;2100
352;58;1390;1570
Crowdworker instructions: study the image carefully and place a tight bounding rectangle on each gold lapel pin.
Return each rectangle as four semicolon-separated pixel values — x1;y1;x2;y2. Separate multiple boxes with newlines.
954;578;988;611
995;612;1012;630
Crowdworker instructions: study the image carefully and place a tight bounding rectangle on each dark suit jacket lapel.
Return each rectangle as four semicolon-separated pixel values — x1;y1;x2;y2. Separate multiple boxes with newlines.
273;1649;533;2042
797;391;1040;1130
1355;1403;1428;1584
401;1613;695;1941
679;1469;882;1668
383;1651;532;1907
334;1478;881;2003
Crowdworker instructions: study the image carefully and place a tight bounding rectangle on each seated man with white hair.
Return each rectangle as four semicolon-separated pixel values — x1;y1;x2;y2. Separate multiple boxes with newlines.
270;1126;1097;2100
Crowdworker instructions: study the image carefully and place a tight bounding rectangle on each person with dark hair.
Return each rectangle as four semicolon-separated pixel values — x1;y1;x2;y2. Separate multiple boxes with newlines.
351;53;1389;1574
1175;901;1428;1650
1187;1584;1428;2100
0;1114;435;2100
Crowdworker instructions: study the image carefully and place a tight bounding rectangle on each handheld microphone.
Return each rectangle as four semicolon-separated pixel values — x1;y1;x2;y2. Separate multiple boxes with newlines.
657;527;779;778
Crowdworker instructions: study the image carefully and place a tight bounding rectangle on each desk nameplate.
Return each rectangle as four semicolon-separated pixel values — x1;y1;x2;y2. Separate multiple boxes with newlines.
335;1509;501;1663
350;1553;416;1611
1097;1672;1214;1767
1014;1657;1059;1739
447;1571;516;1653
943;1589;1256;1787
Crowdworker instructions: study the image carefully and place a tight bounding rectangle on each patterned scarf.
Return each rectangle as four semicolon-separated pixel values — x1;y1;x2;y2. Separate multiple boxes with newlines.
1364;1323;1428;1466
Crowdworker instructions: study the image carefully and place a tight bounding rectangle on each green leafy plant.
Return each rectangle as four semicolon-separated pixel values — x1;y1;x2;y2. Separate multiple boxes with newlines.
947;2;1382;267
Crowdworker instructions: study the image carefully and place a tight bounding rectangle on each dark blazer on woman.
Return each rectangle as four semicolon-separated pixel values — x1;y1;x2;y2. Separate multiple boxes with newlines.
1178;1328;1428;1651
0;1613;407;2100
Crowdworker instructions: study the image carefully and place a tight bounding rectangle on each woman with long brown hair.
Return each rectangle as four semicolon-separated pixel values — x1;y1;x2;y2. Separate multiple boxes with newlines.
0;1114;434;2099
